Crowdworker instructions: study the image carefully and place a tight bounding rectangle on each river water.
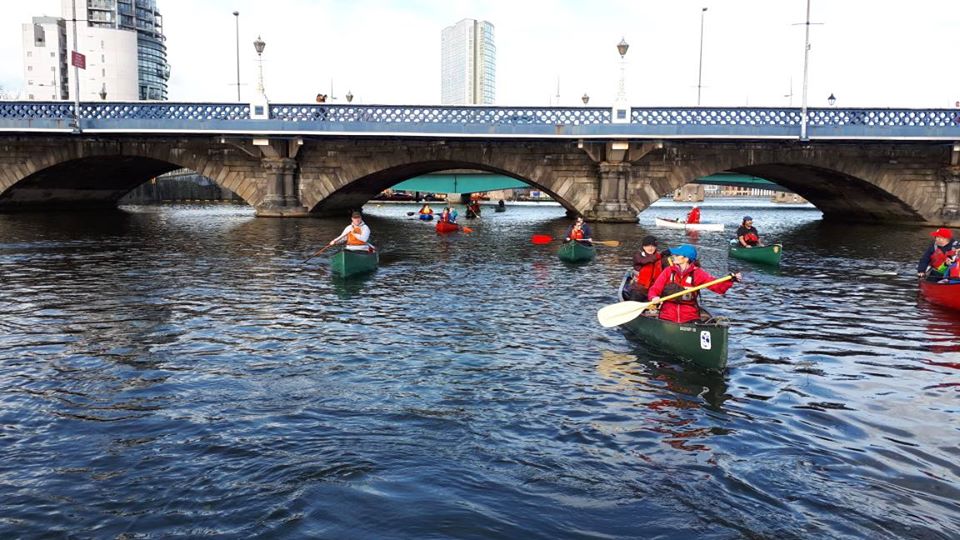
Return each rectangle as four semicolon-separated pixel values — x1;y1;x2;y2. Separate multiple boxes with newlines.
0;200;957;539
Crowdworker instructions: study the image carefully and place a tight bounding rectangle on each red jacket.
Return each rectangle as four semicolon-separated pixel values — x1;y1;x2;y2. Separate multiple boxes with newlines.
648;264;734;323
633;251;665;289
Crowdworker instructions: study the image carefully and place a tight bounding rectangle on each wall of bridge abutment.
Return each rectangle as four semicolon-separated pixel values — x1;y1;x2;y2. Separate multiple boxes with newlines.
0;135;959;227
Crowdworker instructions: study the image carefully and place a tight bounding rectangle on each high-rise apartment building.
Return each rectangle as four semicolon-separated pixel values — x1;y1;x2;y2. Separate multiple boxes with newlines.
441;19;495;105
63;0;170;100
21;17;69;100
21;1;169;101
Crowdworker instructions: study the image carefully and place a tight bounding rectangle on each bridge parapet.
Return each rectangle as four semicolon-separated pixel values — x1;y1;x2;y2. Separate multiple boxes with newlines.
2;101;960;140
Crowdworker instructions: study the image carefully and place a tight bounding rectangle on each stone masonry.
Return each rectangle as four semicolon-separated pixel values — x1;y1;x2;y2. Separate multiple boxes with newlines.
0;134;958;226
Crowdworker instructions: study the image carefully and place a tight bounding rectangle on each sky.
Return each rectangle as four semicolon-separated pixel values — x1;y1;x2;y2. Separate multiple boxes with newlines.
1;0;959;108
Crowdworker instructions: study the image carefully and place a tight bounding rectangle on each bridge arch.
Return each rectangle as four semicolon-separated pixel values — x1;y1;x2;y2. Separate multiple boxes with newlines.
0;139;265;210
297;140;600;217
627;142;954;224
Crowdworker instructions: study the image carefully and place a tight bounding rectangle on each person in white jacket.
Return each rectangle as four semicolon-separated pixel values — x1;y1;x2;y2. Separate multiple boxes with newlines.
329;211;373;251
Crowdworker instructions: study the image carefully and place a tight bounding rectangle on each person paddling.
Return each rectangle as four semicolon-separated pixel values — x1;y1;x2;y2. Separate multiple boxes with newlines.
625;235;668;301
917;227;958;281
564;216;593;244
329;211;373;252
418;203;433;216
736;216;762;247
648;244;741;324
686;206;701;225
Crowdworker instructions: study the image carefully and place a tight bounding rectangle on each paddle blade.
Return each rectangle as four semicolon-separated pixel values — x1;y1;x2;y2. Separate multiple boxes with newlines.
531;234;553;245
596;300;651;328
595;240;620;247
462;226;474;233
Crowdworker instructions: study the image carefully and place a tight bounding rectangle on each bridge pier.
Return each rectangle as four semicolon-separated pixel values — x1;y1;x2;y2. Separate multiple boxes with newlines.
253;139;309;217
589;162;636;222
941;168;960;220
257;157;308;216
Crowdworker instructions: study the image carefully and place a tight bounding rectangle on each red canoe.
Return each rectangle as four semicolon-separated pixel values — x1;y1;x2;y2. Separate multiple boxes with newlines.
435;221;460;233
920;280;960;311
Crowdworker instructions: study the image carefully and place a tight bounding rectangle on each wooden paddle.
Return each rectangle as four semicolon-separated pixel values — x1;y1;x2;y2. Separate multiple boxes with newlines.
530;235;618;247
303;244;334;262
596;274;734;328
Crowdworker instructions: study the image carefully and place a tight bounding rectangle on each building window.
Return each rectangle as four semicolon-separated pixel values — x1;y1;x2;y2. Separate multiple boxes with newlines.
27;66;33;71
27;51;33;57
28;94;34;99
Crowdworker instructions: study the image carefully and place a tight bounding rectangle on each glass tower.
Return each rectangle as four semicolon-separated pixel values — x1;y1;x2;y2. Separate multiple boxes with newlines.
70;0;169;100
441;19;495;105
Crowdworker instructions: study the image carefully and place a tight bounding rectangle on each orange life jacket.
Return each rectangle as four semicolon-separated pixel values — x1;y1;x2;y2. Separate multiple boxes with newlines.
346;225;366;246
930;248;956;270
635;253;664;288
570;228;584;240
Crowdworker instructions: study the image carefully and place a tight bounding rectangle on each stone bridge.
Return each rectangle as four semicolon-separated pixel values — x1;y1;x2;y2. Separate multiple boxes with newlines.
0;102;958;225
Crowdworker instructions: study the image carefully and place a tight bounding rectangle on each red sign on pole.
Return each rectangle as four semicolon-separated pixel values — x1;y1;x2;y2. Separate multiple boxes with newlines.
71;51;86;69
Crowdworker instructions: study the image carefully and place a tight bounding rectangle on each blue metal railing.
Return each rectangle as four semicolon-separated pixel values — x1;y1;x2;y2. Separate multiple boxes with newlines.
1;101;959;140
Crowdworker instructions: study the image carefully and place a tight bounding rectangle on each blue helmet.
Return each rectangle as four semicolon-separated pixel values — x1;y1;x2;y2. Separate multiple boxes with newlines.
671;244;698;261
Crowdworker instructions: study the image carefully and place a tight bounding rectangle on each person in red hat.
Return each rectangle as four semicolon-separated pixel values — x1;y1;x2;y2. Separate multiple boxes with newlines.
917;228;958;280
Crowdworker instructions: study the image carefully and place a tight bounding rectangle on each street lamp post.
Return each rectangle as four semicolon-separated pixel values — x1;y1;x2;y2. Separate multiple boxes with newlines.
233;11;240;101
99;83;107;100
70;0;81;132
582;93;590;105
827;93;836;107
253;35;266;99
697;7;707;106
799;0;813;140
346;90;354;103
613;37;630;123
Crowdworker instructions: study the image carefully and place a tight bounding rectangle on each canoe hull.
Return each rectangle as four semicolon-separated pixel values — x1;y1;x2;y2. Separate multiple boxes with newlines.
920;280;960;311
654;217;724;231
616;270;728;370
330;248;379;277
558;241;596;262
729;242;783;266
418;213;434;221
494;207;506;213
435;221;460;233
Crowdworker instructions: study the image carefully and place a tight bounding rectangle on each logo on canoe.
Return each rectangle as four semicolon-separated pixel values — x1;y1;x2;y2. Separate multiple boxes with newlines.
699;331;712;350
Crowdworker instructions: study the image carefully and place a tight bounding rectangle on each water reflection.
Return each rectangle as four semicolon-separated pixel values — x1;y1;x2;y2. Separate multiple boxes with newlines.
0;201;957;538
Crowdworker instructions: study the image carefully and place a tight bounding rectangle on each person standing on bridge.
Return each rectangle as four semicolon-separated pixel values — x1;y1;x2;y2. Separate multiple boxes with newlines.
736;216;762;248
917;228;957;280
686;206;701;224
329;211;373;252
564;216;593;244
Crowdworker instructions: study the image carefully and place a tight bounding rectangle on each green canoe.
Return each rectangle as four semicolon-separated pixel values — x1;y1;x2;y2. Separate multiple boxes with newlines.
729;241;782;266
615;271;729;371
558;240;596;263
330;248;379;277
